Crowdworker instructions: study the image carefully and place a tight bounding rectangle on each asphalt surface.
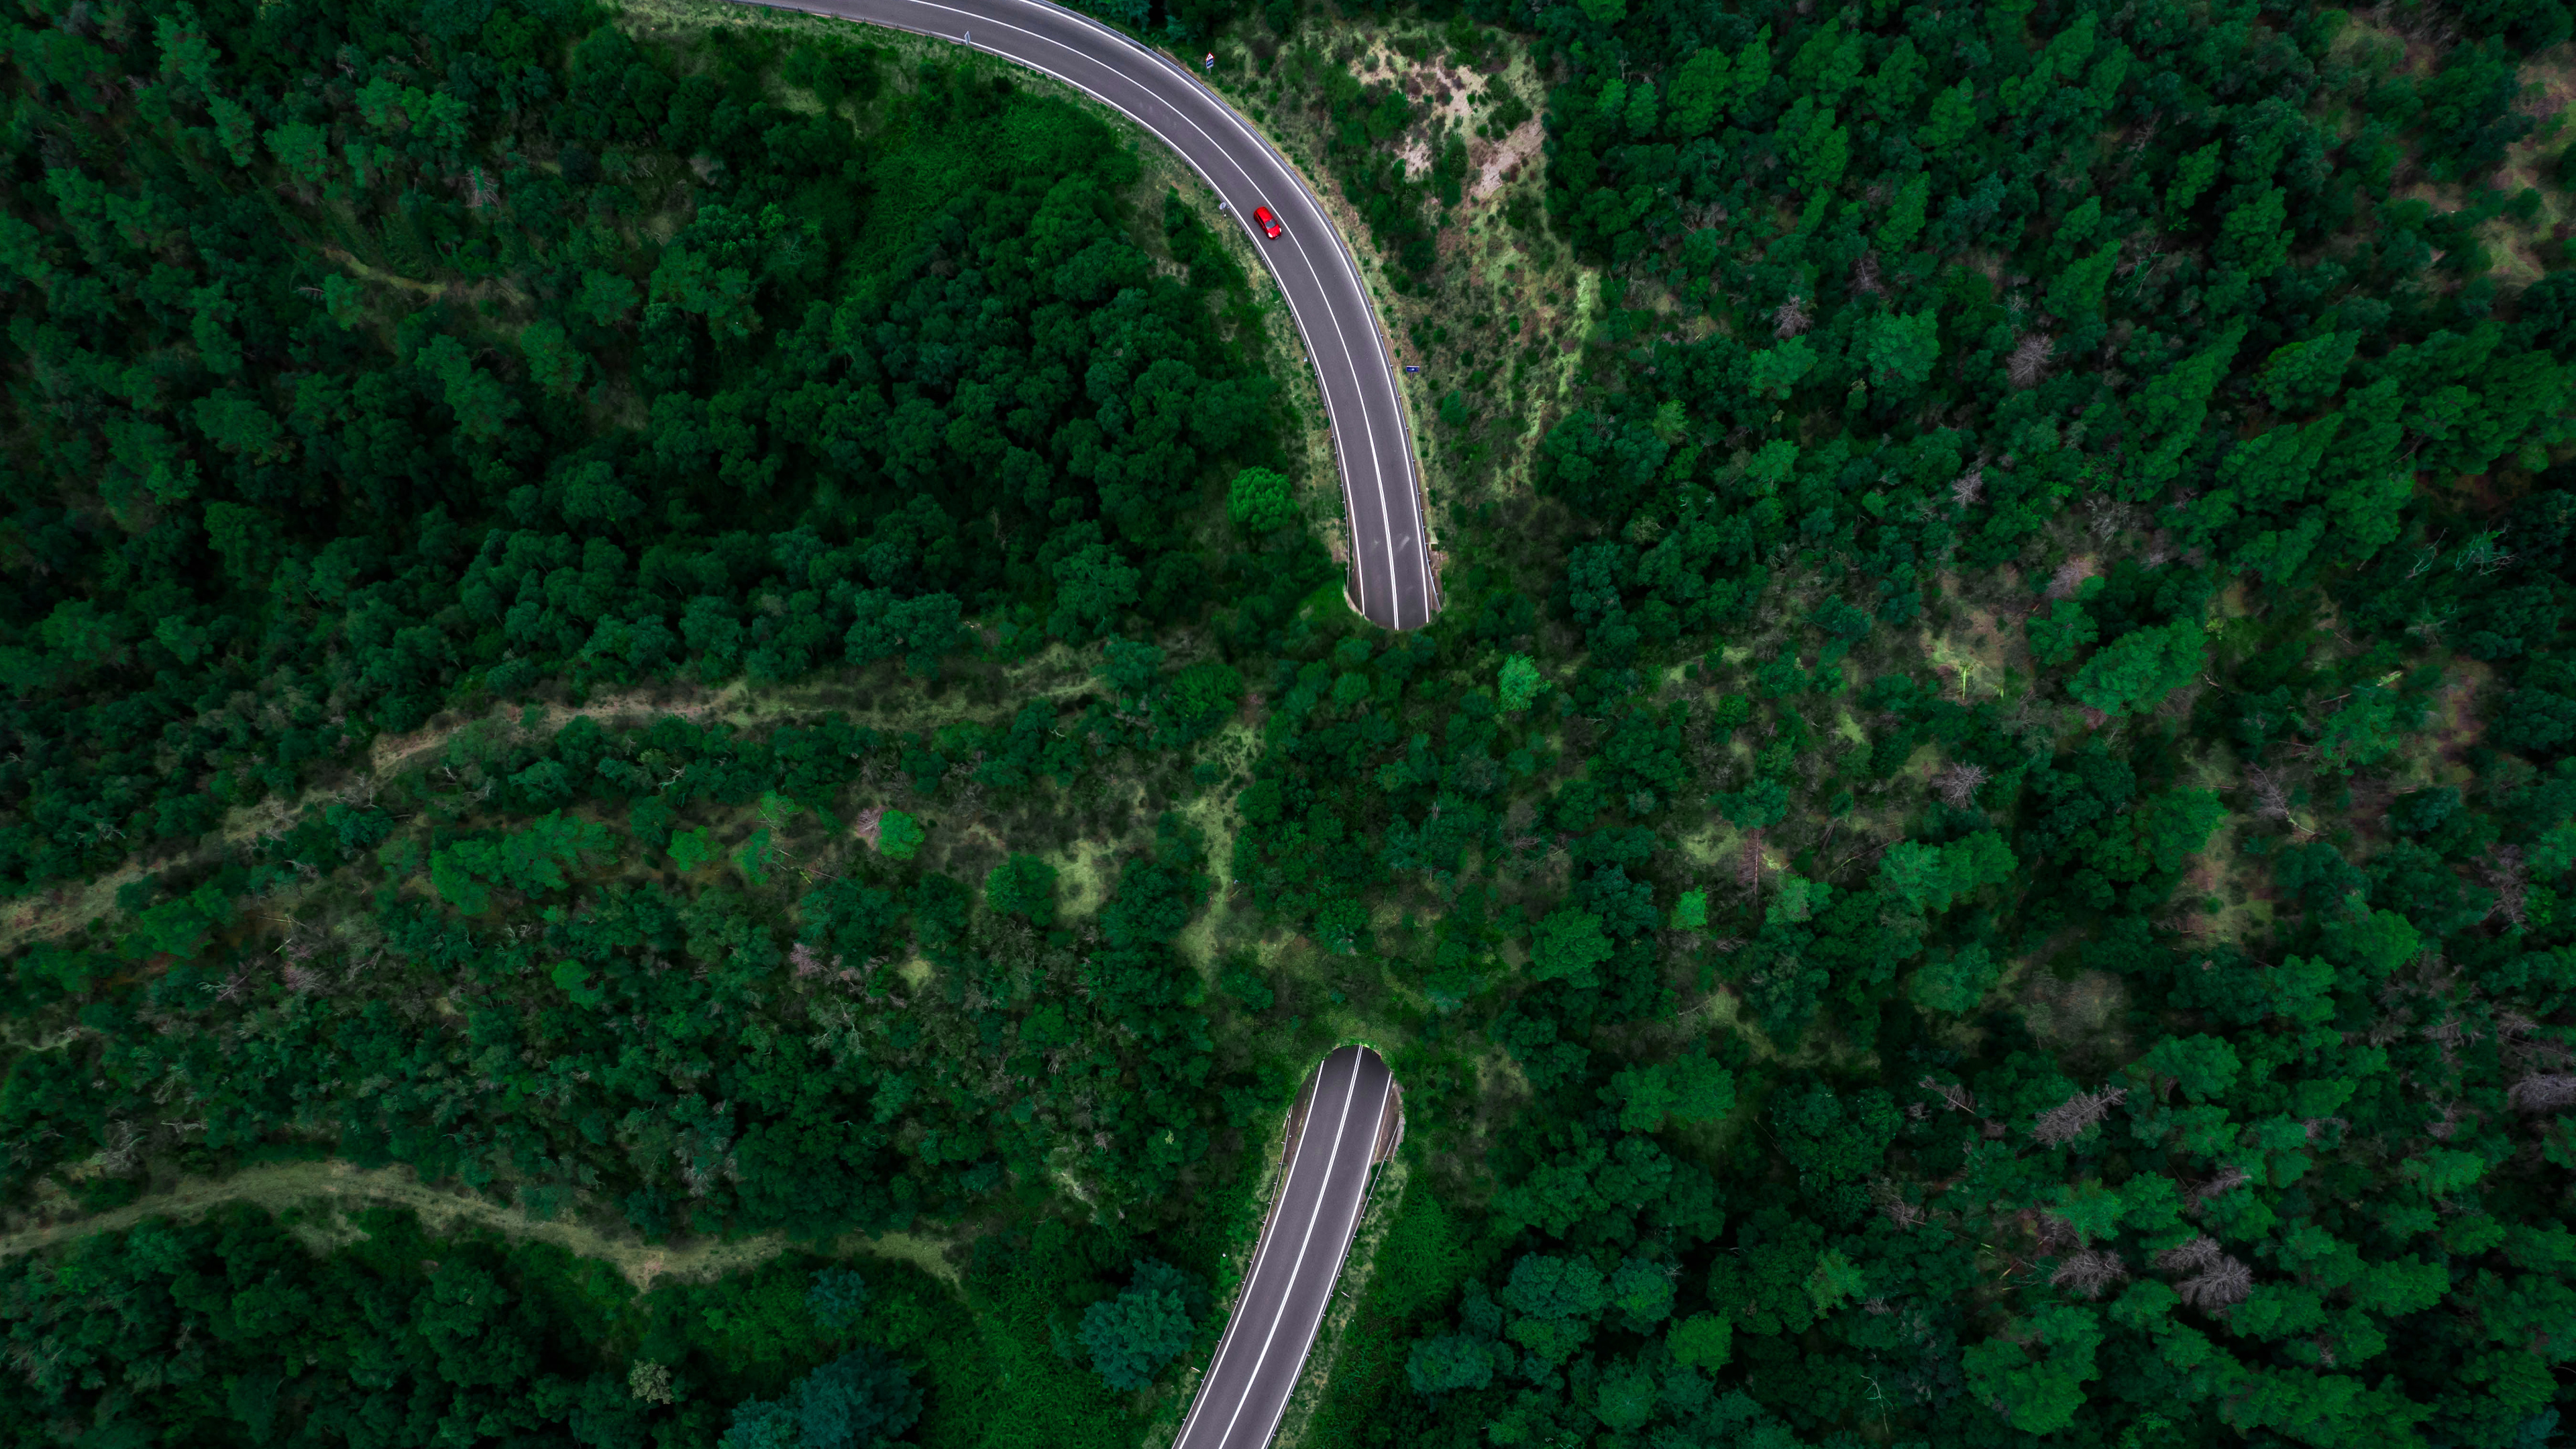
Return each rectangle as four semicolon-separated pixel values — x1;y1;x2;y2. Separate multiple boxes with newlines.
739;0;1438;630
1173;1044;1397;1449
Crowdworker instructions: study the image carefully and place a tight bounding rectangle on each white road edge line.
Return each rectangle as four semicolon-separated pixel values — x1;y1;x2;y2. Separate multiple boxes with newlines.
747;0;1423;629
977;0;1414;629
1243;1055;1395;1449
1170;1049;1346;1448
1207;1047;1362;1449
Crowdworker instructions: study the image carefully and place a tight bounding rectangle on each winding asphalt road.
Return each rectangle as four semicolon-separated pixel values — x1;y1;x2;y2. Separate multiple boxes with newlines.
1174;1044;1398;1449
740;0;1438;630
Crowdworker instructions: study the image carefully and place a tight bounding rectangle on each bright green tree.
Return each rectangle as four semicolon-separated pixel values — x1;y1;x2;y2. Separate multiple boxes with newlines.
1962;1305;2104;1435
2028;600;2098;665
2261;331;2358;413
1864;308;1940;390
1049;543;1140;641
669;827;719;873
1227;466;1297;532
1717;777;1790;830
1911;943;2002;1012
1664;46;1733;136
518;319;588;396
1876;172;1930;252
1748;335;1817;400
431;812;614;913
1529;908;1611;985
1608;1055;1736;1131
263;121;330;184
2070;621;2207;716
2136;1033;2241;1101
1806;1250;1866;1313
1878;831;2015;912
876;811;924;861
1157;661;1244;743
1668;1312;1733;1371
733;828;775;885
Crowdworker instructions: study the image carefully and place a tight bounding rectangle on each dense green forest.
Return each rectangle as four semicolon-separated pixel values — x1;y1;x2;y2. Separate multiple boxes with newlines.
5;0;2576;1442
0;0;1305;896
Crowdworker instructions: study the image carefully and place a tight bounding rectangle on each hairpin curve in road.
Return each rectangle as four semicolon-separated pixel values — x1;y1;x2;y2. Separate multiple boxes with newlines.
734;0;1438;629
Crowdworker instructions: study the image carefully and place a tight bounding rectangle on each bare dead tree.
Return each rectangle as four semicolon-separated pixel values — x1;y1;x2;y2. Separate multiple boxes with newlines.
2156;1235;2222;1274
1950;464;1986;508
2494;1010;2548;1059
1772;294;1813;338
2033;1212;2081;1253
2045;559;2095;600
1850;251;1884;297
2423;1016;2474;1061
97;1119;143;1174
2507;1074;2576;1113
1918;1075;1978;1115
2194;1164;2250;1201
2243;766;2293;823
1933;762;1990;808
2051;1249;2130;1299
2084;496;2143;541
2483;845;2529;927
2031;1085;2129;1146
2006;333;2055;388
2175;1254;2253;1311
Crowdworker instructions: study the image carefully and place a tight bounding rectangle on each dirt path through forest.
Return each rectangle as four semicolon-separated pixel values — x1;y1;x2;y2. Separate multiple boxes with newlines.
0;1159;961;1288
0;639;1142;957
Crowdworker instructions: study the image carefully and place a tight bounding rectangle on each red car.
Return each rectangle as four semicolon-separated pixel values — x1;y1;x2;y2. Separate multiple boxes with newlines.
1253;205;1284;239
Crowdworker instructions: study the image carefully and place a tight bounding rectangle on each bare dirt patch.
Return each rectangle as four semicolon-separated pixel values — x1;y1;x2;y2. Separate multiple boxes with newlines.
367;682;749;775
1470;117;1542;199
2422;657;2497;779
2369;40;2576;283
